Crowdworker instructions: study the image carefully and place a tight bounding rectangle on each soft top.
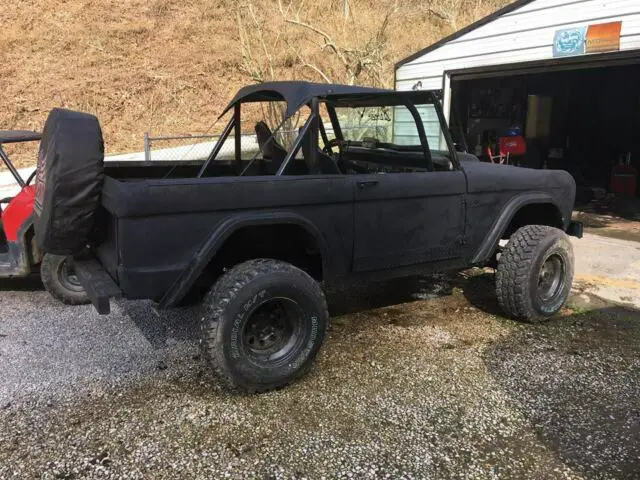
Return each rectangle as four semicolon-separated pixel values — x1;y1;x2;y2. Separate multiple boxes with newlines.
223;81;393;117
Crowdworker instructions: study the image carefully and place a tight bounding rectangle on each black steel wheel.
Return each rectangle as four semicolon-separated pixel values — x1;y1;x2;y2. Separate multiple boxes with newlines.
200;259;329;394
537;253;566;304
57;257;83;293
41;254;90;305
242;298;304;365
496;225;574;323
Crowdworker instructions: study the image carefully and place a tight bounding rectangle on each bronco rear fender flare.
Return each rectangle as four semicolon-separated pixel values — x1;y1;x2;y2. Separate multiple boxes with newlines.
471;192;562;265
158;212;330;308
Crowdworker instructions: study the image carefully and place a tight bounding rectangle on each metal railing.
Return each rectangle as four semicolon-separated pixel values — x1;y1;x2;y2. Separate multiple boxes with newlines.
141;126;394;163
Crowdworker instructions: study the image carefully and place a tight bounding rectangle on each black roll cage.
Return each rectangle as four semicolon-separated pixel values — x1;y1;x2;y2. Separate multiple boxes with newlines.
197;90;459;177
0;131;42;187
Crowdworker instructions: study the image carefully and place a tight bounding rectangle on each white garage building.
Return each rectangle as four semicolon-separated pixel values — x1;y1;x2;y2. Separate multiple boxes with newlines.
395;0;640;199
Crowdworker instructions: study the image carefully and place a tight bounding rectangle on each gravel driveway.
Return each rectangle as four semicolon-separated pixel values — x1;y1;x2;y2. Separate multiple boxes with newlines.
0;273;638;479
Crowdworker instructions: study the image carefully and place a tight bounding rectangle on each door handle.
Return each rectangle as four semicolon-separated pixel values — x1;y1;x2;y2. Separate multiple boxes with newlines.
357;180;379;190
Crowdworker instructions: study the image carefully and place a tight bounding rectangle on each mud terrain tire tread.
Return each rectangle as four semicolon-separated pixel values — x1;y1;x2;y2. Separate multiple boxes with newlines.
496;225;574;323
200;259;329;394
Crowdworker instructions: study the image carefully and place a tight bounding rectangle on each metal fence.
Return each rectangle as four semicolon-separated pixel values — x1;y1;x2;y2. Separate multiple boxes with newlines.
142;132;256;162
141;126;394;163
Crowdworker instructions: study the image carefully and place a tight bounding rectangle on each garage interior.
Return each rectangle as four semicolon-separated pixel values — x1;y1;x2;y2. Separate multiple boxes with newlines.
450;59;640;207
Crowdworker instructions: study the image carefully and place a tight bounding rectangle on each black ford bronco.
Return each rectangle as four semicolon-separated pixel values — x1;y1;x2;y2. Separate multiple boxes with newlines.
32;82;582;393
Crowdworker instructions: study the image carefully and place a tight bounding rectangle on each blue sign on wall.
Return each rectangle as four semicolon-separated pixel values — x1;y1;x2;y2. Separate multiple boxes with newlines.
553;27;587;57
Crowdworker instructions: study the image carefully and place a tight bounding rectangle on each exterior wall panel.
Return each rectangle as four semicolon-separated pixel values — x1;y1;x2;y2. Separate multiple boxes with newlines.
396;0;640;91
392;106;442;149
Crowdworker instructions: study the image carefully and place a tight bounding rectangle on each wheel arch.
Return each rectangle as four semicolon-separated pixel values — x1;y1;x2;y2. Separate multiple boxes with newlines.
5;214;42;276
19;218;43;271
159;213;330;308
471;193;565;265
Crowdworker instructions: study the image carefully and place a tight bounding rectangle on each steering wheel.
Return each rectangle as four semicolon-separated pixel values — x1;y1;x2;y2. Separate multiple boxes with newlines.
26;170;37;186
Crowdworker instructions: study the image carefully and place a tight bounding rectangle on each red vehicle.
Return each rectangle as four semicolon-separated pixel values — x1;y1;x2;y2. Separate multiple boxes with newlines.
0;130;88;304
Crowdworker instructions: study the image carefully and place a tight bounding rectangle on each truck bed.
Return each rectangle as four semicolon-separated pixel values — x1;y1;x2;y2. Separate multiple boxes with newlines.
96;167;355;302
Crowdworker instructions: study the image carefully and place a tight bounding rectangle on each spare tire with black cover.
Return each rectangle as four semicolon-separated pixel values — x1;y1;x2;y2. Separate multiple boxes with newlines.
33;108;104;255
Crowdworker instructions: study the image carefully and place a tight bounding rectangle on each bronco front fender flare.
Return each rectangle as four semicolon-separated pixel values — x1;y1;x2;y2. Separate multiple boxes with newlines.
158;212;330;308
471;192;562;265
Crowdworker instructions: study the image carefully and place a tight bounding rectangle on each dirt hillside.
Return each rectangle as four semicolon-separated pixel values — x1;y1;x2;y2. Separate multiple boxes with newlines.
1;0;509;163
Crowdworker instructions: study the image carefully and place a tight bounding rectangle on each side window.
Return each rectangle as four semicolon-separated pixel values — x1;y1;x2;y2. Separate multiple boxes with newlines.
392;104;444;152
337;106;395;143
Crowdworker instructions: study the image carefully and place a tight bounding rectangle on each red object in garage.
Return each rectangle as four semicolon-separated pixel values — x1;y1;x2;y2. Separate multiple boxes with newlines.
499;135;527;156
484;136;528;164
610;165;637;198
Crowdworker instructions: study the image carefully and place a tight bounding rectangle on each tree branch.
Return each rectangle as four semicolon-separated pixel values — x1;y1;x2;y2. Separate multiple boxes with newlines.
283;17;350;68
301;63;333;83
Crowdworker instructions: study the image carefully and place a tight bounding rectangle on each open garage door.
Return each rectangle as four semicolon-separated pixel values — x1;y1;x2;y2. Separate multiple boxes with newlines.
448;52;640;202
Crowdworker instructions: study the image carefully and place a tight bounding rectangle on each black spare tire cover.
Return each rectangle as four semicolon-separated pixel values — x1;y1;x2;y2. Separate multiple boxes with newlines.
33;108;104;255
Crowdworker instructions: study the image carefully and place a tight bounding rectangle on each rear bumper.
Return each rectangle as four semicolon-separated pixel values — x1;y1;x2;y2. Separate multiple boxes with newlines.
567;221;583;239
75;257;121;314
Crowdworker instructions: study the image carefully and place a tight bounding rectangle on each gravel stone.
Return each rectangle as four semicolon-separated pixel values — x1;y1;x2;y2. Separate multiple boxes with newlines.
0;273;638;479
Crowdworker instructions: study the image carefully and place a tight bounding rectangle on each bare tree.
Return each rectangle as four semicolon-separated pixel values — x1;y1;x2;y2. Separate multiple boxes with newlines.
343;0;350;20
426;0;462;31
236;2;300;146
278;0;398;86
237;1;281;83
425;0;503;32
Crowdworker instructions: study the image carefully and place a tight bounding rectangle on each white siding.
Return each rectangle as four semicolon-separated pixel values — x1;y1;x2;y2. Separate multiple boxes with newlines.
396;0;640;91
392;105;442;149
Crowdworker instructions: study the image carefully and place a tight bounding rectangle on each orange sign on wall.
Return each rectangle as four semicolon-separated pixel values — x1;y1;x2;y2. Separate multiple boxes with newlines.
585;22;622;54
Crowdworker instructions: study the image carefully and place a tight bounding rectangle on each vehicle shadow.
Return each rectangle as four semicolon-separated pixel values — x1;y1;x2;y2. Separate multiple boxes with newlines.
327;274;454;317
453;270;505;317
117;299;202;349
483;305;640;478
0;275;44;292
118;275;457;349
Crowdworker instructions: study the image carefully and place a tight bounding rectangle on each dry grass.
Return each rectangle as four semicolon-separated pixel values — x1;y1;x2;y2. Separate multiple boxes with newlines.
1;0;510;166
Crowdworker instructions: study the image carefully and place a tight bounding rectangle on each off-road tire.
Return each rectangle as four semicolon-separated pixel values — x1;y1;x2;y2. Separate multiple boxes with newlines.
200;259;329;394
496;225;574;323
41;254;90;305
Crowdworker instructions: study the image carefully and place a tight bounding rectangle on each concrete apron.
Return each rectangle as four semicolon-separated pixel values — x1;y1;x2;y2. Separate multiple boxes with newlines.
571;233;640;309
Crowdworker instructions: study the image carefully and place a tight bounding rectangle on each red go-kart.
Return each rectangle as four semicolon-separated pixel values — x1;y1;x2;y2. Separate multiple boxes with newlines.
0;130;89;304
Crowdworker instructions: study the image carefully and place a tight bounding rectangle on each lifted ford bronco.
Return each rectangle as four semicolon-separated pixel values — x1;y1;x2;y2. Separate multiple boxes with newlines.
32;82;582;393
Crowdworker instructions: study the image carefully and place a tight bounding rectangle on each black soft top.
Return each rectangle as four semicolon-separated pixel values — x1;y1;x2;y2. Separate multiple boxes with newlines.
222;81;422;117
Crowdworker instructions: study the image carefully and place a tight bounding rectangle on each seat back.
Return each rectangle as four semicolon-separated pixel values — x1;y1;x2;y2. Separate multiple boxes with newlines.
255;121;288;174
300;128;340;175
